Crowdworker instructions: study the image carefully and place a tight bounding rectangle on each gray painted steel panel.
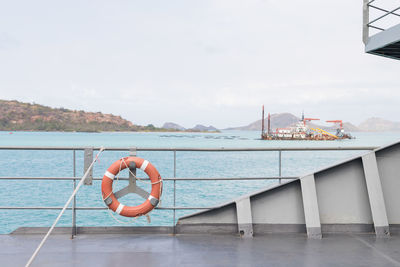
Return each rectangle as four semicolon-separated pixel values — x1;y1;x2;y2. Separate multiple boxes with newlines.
362;152;390;237
178;203;237;224
377;146;400;224
300;174;322;238
252;223;306;233
366;23;400;51
11;224;400;235
391;225;400;234
251;180;305;224
12;226;174;235
235;197;253;237
176;224;238;234
321;224;374;233
315;159;373;224
178;141;400;235
365;23;400;60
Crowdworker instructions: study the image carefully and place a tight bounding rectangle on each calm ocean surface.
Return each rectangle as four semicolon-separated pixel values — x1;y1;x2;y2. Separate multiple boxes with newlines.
0;130;399;233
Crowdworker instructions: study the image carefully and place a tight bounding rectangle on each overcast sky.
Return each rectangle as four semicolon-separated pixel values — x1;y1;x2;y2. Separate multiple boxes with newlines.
0;0;399;128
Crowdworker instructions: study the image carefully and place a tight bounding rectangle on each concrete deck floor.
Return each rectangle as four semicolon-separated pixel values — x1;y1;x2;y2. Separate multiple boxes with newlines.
1;233;400;267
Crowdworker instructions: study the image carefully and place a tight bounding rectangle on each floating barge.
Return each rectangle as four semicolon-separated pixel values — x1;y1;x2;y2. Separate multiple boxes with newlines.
261;106;353;140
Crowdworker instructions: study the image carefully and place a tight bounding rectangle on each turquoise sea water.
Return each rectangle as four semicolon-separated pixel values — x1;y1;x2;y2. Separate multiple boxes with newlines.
0;130;399;233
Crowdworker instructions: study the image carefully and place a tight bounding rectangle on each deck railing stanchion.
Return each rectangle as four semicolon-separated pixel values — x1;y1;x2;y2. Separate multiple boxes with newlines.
279;151;282;184
363;0;369;44
72;150;77;238
173;150;177;234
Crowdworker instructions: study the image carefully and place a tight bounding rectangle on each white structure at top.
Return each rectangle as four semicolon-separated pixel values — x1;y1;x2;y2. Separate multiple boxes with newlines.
363;0;400;60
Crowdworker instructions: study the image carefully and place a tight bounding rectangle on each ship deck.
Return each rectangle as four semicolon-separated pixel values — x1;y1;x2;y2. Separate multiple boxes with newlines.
2;233;400;267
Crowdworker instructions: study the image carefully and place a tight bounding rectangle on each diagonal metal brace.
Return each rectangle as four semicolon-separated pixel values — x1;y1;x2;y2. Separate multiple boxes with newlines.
113;161;150;200
114;184;150;199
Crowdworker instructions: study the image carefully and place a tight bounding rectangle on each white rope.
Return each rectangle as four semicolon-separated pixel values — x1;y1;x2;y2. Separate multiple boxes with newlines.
25;147;105;267
121;158;162;185
120;157;163;202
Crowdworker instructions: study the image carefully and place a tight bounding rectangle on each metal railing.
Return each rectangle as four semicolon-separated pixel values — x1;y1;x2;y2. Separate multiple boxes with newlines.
363;0;400;44
0;146;377;236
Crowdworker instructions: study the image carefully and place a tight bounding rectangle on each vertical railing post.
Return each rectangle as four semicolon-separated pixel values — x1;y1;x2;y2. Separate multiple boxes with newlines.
72;150;77;238
173;150;176;234
278;150;282;184
363;0;370;44
83;147;93;185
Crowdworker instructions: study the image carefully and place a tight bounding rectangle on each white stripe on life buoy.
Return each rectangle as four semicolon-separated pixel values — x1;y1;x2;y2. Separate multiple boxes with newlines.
148;195;159;206
140;160;149;171
116;204;124;214
105;171;115;180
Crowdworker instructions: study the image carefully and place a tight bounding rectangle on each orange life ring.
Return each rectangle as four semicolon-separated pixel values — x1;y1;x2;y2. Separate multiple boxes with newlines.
101;157;162;217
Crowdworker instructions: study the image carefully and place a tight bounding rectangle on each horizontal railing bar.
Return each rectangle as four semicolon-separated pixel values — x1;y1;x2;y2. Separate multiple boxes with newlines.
0;206;210;210
157;207;210;210
368;25;385;31
0;146;378;151
368;6;400;25
0;177;82;180
0;176;298;181
369;4;400;17
166;176;297;181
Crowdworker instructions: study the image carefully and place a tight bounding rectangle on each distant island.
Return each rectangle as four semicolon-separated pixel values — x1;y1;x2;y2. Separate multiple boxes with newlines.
162;122;219;132
2;99;397;133
225;113;400;132
0;100;219;133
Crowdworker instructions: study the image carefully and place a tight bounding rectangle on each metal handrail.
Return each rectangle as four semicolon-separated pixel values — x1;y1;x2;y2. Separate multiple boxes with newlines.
0;206;210;210
369;25;385;31
0;146;377;151
369;4;400;18
0;176;298;180
363;0;400;43
368;6;400;26
0;145;375;236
